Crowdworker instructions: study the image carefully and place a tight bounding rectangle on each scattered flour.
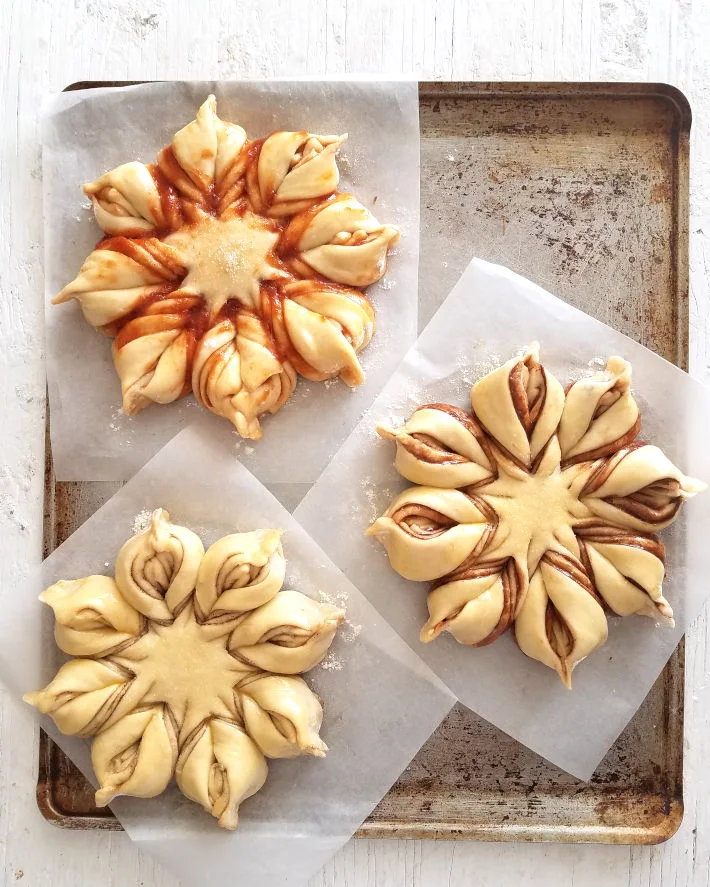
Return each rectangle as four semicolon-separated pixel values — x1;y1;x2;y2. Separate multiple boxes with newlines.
357;478;397;525
318;587;349;610
340;620;363;644
319;652;344;672
131;509;153;535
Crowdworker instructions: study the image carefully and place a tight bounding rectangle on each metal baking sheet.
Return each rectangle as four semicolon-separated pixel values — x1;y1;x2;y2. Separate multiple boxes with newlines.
38;81;690;843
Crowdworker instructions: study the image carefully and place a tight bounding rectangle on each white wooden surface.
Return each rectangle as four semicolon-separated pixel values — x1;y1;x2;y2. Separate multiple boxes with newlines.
1;0;709;884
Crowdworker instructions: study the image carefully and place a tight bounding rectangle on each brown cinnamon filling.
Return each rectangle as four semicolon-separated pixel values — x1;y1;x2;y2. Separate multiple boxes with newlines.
545;603;574;659
561;414;641;467
405;432;467;464
430;557;523;647
509;356;546;436
593;386;622;417
606;478;682;525
574;521;665;561
541;549;598;598
390;504;456;538
260;627;312;648
405;403;495;470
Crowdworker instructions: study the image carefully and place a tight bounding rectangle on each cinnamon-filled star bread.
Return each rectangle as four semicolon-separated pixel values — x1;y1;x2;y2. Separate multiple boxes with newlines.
54;96;400;439
369;344;704;687
25;510;344;829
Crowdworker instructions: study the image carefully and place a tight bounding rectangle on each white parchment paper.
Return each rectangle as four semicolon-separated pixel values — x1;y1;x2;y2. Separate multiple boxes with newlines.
294;258;710;781
43;80;419;483
0;424;454;887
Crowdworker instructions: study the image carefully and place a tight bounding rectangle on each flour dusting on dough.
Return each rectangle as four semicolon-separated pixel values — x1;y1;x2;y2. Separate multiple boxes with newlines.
131;509;153;535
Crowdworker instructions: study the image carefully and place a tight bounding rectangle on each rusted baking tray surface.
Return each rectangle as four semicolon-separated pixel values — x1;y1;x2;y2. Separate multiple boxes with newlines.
39;81;690;843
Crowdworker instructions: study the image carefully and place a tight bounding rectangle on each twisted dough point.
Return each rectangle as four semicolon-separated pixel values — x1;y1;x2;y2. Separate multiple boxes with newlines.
23;658;133;738
558;356;640;464
422;559;525;647
514;552;608;688
236;673;327;759
228;589;345;673
281;194;401;286
377;403;494;489
40;575;142;657
191;316;297;441
367;486;493;581
115;508;204;622
195;529;285;620
175;717;267;831
269;279;375;387
83;161;165;236
92;704;178;806
580;444;706;532
471;342;565;467
576;523;672;624
158;94;248;203
252;131;347;215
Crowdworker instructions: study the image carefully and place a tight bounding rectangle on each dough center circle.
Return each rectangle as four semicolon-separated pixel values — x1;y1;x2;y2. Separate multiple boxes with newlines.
164;212;281;316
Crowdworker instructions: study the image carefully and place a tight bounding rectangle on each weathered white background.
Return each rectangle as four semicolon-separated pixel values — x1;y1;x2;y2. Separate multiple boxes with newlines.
1;0;709;884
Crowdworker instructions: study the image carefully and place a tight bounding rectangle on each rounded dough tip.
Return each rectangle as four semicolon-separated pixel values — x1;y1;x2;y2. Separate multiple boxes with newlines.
364;518;387;538
258;528;284;550
374;423;396;440
329;133;348;149
419;621;441;644
606;355;631;375
655;601;675;628
233;415;263;440
149;508;171;531
523;341;541;361
682;475;707;497
306;738;328;757
327;608;347;628
52;287;74;305
94;787;117;807
557;663;573;690
121;391;145;417
341;362;366;388
217;811;239;831
197;94;217;115
383;224;401;246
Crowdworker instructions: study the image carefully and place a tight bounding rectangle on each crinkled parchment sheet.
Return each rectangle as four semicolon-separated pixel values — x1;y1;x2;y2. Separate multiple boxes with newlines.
44;80;419;484
295;257;710;780
1;424;453;887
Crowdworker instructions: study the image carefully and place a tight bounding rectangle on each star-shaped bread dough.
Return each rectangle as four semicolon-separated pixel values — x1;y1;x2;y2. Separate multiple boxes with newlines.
54;96;400;439
369;344;704;687
26;510;344;829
